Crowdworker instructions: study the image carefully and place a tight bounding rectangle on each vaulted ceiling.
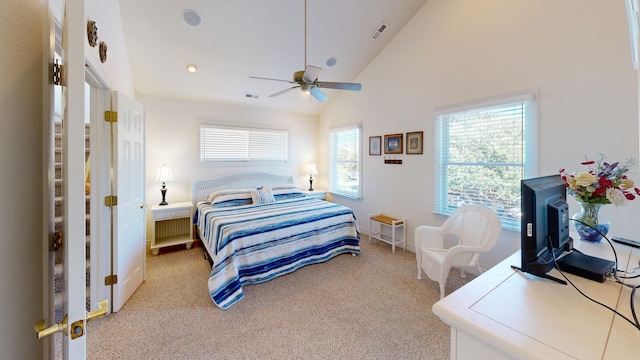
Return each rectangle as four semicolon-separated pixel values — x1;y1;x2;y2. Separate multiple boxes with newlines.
119;0;428;115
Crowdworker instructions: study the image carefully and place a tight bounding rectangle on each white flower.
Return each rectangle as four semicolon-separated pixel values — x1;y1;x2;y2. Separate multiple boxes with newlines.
573;172;597;187
606;187;628;206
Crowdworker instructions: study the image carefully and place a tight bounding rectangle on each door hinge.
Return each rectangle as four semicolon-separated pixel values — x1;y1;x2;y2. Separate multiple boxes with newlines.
104;195;118;207
104;110;118;123
50;61;64;86
51;231;62;251
104;274;118;286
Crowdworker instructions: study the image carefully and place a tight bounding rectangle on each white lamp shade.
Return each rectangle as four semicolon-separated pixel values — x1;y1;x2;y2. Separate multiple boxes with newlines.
155;165;174;183
307;163;318;176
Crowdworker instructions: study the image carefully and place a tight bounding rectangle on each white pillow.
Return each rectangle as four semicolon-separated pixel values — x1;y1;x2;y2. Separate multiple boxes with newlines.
207;189;253;207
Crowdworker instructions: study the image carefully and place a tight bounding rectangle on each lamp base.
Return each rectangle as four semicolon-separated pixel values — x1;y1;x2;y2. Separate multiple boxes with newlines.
159;187;168;206
308;178;314;192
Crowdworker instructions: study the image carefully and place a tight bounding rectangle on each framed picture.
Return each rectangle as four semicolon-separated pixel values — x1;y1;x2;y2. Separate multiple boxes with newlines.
384;133;403;154
406;131;423;154
369;136;382;156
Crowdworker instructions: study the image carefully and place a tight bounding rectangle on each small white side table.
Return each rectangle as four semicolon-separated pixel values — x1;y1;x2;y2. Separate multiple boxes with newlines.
369;214;406;254
302;189;327;200
150;201;194;255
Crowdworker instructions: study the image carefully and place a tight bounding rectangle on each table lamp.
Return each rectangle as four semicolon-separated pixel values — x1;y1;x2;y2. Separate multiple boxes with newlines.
307;163;318;191
155;164;174;205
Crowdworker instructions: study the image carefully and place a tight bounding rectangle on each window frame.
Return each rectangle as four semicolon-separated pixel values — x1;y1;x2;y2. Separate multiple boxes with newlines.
197;123;289;166
434;92;538;231
329;125;362;199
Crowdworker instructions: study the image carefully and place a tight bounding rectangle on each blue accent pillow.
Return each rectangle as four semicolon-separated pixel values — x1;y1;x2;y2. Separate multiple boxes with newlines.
250;188;276;204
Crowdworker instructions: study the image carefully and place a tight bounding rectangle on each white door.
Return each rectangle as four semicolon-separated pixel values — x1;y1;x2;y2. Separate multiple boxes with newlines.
45;1;66;357
59;0;89;357
42;1;111;358
61;0;89;357
112;91;146;312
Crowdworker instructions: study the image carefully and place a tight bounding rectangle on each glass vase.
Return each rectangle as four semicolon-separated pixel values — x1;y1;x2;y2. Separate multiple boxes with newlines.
572;201;610;243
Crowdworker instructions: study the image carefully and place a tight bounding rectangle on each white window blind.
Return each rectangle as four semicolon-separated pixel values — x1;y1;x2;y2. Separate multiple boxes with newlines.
199;125;288;163
329;126;361;199
435;94;536;230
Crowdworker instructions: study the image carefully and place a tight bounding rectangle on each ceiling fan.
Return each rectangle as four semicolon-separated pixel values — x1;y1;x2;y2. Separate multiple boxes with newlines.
249;0;362;103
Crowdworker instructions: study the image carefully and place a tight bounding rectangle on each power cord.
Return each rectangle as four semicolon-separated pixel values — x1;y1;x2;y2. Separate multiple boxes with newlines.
550;218;640;331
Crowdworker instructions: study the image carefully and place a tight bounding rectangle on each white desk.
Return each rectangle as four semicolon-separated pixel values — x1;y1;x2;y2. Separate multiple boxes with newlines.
432;240;640;359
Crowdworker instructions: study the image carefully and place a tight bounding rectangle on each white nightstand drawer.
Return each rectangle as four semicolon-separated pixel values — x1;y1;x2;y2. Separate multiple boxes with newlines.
154;209;190;220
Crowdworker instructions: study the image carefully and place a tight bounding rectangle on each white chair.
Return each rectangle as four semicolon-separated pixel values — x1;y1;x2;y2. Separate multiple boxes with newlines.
416;205;501;299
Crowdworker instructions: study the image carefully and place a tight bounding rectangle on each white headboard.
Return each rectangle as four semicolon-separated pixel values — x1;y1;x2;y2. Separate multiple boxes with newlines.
191;172;294;203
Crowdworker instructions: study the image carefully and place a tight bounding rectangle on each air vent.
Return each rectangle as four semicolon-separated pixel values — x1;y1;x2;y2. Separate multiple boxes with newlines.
371;22;389;40
244;93;260;99
182;9;202;27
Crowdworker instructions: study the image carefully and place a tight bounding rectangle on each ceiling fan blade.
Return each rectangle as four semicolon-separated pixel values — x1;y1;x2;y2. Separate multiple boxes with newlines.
302;65;323;83
250;76;296;84
269;86;299;97
316;81;362;91
310;87;329;102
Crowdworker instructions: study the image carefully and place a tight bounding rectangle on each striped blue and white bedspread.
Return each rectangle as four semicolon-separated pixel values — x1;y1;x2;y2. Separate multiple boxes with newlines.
196;197;360;310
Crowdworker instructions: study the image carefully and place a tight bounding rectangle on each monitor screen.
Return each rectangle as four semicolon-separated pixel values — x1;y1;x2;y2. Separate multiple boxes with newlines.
519;174;572;281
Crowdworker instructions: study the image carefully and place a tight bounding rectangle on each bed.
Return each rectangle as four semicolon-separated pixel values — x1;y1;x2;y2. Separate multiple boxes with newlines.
191;172;360;310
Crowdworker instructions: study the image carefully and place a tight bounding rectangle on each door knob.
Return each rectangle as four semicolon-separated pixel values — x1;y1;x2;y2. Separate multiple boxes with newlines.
140;203;144;209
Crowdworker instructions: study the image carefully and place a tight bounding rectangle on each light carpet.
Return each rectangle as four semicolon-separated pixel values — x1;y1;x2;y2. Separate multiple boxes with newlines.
86;236;476;359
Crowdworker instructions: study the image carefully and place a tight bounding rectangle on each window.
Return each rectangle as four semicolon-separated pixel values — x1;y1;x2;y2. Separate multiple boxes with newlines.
199;124;288;163
330;125;361;199
434;93;536;230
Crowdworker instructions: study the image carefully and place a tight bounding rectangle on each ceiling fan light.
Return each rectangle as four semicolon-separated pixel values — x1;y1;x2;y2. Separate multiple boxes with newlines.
300;83;311;93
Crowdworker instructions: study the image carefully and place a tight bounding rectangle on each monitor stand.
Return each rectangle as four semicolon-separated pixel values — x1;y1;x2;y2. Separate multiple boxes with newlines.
511;246;569;285
556;250;615;283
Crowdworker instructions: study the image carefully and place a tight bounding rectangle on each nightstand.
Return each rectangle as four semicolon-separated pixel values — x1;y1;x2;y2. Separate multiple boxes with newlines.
150;201;194;255
302;189;327;200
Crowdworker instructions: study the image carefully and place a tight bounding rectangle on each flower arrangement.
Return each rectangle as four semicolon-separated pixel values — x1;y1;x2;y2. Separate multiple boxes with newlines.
559;154;639;206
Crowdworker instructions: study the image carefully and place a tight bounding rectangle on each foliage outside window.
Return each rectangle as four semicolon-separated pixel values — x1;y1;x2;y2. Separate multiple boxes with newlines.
434;94;536;230
330;126;361;199
199;124;288;163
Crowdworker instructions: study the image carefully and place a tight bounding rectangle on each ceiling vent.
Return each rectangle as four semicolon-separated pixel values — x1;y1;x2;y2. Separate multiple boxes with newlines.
182;9;202;27
244;93;260;99
370;22;389;40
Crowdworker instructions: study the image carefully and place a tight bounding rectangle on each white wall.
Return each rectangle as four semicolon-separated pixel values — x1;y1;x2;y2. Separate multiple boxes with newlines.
319;0;640;269
139;94;318;236
1;0;45;358
84;0;135;97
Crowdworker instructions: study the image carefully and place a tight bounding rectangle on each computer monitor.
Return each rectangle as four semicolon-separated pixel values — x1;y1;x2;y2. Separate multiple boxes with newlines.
517;174;572;284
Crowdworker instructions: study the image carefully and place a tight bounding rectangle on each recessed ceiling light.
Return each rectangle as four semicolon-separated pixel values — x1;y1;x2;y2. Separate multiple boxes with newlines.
182;9;202;27
185;64;198;73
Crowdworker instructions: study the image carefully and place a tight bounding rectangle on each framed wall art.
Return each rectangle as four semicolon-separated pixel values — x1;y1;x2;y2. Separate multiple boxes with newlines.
369;136;382;155
384;133;403;154
406;131;423;154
